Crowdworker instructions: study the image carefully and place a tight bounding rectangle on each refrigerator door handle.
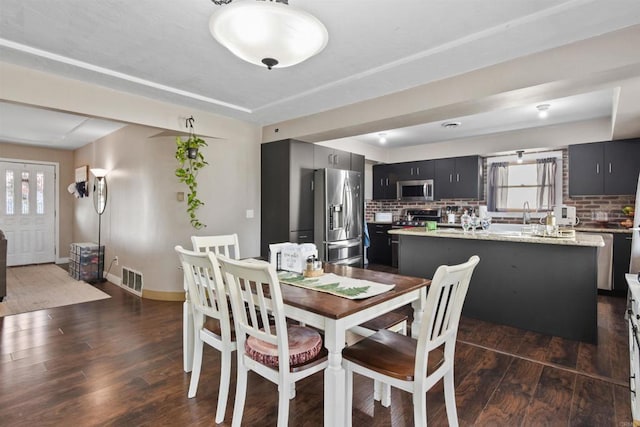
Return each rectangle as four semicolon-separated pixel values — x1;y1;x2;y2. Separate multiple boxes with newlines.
343;176;351;233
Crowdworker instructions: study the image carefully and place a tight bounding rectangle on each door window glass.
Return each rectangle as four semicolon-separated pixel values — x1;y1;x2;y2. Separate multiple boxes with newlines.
36;172;45;214
5;170;14;215
21;171;29;215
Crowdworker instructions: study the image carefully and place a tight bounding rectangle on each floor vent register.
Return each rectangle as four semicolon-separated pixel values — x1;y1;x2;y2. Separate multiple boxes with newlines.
121;267;143;297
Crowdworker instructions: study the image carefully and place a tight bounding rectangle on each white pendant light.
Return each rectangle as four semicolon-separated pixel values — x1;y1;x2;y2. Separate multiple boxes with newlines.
209;0;328;69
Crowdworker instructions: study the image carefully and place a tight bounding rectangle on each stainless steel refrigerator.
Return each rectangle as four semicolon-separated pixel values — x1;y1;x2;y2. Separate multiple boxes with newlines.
314;168;363;267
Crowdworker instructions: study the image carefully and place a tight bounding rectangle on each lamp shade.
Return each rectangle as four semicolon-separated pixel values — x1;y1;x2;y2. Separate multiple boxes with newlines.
209;0;328;69
90;168;108;178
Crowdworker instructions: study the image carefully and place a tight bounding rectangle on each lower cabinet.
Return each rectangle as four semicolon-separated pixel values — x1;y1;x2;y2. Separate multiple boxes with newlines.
613;232;633;292
367;223;392;265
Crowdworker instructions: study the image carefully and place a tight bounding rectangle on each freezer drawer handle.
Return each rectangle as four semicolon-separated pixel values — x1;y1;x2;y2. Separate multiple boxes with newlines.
327;240;361;248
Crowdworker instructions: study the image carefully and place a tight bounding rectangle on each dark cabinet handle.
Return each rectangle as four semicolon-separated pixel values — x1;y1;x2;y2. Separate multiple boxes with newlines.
596;163;600;174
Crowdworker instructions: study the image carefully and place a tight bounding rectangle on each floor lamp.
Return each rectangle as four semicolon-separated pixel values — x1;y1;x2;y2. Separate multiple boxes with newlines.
90;168;108;284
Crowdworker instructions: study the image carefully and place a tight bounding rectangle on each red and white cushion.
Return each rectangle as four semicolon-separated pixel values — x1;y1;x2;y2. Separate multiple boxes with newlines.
245;325;322;368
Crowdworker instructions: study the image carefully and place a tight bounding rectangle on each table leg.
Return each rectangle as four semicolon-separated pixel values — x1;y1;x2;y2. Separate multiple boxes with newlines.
324;320;346;426
411;288;427;339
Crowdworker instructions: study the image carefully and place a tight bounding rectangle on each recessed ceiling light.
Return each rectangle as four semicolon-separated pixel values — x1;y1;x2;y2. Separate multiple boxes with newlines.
378;133;387;144
536;104;550;119
441;121;461;129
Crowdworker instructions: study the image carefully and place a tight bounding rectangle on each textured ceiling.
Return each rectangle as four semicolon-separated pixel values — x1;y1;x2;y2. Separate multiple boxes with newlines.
1;0;639;149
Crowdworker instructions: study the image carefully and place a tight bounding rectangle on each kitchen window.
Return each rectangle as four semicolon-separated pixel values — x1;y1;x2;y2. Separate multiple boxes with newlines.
487;151;562;215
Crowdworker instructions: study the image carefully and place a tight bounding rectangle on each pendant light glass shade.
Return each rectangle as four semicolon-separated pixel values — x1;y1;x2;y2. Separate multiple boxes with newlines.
209;0;328;69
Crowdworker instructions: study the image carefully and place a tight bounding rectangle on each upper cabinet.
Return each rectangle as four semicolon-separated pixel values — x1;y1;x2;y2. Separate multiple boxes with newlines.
314;145;353;170
396;160;435;181
350;152;365;175
569;139;640;196
372;164;398;200
374;156;481;201
434;156;482;200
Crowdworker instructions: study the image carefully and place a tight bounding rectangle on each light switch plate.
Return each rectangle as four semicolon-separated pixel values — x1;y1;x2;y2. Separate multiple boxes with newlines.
246;209;254;219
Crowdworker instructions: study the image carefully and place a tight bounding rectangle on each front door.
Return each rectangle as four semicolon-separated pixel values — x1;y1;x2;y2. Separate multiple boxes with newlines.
0;161;56;266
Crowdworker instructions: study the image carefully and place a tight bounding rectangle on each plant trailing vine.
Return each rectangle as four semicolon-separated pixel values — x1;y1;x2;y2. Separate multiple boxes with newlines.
175;116;208;229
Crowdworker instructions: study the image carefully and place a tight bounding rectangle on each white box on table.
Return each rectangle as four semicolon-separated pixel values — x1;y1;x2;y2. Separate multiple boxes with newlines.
269;242;317;274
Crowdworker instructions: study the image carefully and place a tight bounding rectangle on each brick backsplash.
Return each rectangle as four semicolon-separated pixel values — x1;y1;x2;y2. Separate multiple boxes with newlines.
366;148;636;227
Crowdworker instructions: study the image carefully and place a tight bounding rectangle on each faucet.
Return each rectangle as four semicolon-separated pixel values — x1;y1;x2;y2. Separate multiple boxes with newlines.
523;201;531;224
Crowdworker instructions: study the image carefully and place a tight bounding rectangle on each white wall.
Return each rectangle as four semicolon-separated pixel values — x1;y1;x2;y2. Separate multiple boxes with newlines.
73;124;261;295
1;62;262;298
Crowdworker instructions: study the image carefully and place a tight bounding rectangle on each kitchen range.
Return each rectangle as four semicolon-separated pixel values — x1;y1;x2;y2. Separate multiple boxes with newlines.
391;208;441;267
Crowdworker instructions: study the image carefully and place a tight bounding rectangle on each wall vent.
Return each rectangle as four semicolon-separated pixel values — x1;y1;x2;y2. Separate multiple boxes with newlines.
121;266;143;296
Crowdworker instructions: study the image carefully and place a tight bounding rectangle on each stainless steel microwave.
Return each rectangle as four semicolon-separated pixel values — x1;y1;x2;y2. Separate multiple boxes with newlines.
397;179;434;201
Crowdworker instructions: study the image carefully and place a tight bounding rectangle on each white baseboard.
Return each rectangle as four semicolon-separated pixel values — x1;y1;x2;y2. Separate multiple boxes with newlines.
106;271;121;286
56;257;69;264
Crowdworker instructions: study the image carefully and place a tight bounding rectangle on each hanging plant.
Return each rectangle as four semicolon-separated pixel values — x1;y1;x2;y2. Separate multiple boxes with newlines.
175;116;208;229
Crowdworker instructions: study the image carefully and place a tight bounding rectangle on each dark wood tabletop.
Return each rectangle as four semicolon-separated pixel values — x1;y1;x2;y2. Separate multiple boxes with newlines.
279;263;430;320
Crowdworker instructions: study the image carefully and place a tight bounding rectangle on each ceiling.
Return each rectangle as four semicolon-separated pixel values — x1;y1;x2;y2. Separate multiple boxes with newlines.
1;1;640;150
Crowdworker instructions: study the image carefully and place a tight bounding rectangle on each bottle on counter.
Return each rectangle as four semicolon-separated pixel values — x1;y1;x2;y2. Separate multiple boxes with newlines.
545;211;557;236
461;210;471;232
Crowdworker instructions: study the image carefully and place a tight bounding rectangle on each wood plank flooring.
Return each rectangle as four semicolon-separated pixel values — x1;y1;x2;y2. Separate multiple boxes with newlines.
0;264;632;426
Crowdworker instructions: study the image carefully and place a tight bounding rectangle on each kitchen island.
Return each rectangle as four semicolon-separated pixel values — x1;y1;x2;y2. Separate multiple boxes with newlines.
389;227;604;343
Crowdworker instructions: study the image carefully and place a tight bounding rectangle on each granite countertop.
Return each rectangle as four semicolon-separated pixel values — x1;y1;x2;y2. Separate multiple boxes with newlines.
388;227;605;247
438;222;633;234
574;226;633;234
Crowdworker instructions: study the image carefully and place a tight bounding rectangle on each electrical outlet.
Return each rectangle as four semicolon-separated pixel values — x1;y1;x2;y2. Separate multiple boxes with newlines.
114;256;119;265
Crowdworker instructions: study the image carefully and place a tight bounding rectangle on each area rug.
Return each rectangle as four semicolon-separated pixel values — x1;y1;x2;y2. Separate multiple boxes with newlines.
0;264;111;317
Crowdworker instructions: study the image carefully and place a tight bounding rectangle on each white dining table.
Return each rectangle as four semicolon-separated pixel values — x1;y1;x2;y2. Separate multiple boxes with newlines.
182;263;430;426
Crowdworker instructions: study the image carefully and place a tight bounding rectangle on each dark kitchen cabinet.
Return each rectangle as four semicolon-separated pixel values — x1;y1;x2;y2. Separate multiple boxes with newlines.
372;164;398;200
367;223;392;265
569;138;640;196
314;145;353;170
613;232;633;293
261;139;315;257
434;155;482;200
396;160;435;181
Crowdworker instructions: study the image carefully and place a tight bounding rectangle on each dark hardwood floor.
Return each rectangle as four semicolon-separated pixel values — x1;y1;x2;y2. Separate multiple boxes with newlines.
0;264;631;426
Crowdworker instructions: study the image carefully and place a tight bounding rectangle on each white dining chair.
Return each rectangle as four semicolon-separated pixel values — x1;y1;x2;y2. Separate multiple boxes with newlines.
183;234;241;373
191;233;240;259
343;255;480;427
348;311;408;407
217;255;328;427
175;246;236;424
